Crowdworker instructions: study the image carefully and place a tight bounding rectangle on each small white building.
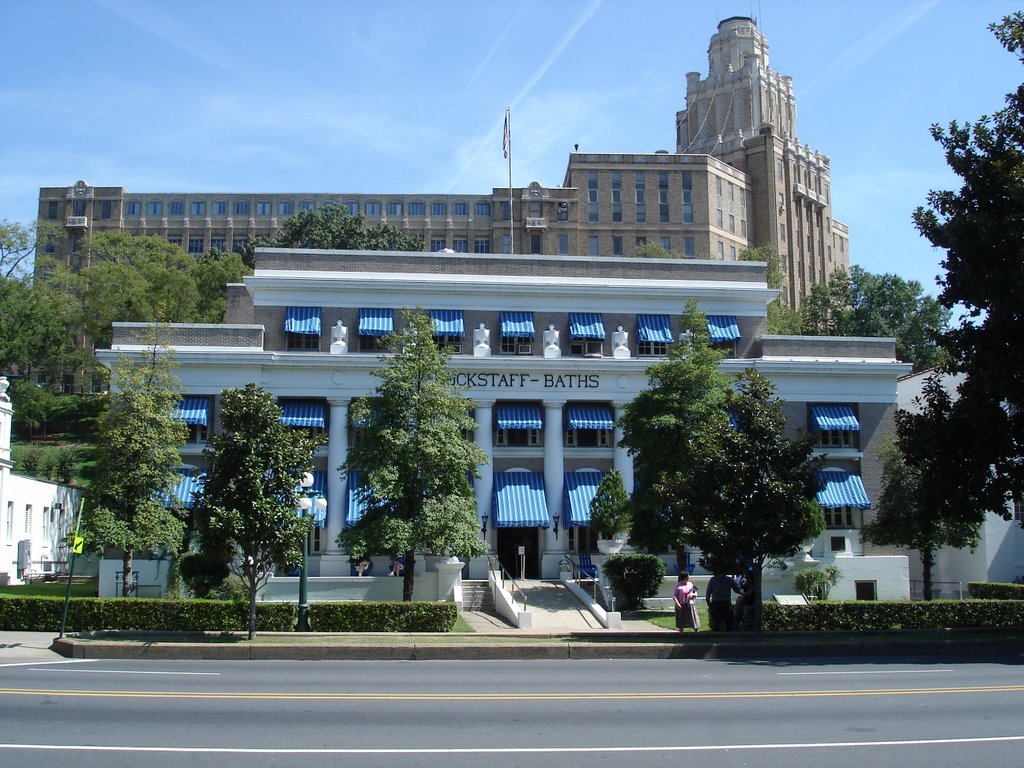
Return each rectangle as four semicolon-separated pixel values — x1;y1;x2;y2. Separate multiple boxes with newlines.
898;370;1024;596
0;377;84;585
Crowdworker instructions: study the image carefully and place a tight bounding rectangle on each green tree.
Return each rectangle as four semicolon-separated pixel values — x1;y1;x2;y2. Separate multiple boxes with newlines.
340;310;487;601
682;370;824;628
739;246;802;334
240;204;423;268
635;242;681;259
0;219;61;279
190;249;252;322
912;12;1024;500
617;303;729;571
793;563;841;601
862;374;1001;599
194;383;322;638
800;266;949;372
588;469;630;539
84;343;189;599
0;275;83;376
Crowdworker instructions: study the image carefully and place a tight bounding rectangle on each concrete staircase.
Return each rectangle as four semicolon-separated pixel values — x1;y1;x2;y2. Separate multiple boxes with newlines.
461;580;496;613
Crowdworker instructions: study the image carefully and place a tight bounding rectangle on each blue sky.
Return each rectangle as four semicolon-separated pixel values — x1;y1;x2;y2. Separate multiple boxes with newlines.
2;0;1021;294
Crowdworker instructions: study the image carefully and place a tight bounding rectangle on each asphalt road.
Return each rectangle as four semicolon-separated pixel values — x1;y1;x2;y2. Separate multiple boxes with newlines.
1;654;1022;768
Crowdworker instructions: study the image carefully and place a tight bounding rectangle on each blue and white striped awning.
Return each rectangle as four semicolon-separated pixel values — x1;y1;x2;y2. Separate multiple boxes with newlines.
707;315;741;342
563;471;604;528
811;405;861;431
496;403;542;430
174;396;209;426
816;470;871;509
430;309;464;337
359;308;394;336
637;314;673;343
284;307;322;335
163;470;204;508
279;400;326;428
346;471;368;526
500;311;535;338
567;403;614;430
569;312;605;340
492;472;550;528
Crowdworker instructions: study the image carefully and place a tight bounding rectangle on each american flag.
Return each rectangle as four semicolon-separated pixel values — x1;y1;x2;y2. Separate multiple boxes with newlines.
502;111;509;159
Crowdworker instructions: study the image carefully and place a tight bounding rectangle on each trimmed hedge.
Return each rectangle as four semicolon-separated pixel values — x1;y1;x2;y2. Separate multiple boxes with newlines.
762;599;1024;631
0;596;456;633
968;582;1024;600
308;601;457;632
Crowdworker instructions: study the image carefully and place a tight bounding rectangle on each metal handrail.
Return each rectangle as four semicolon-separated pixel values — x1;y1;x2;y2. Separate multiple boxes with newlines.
487;555;528;612
562;555;614;611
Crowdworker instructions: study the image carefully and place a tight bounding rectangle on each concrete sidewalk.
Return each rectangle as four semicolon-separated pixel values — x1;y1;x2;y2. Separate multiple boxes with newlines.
0;632;67;662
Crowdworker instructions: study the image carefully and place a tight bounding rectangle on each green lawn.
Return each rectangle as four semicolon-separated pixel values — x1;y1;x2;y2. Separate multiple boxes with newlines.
0;580;98;598
641;603;710;631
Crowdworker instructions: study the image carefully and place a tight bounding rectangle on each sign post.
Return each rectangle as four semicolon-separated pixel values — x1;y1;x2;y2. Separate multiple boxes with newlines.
59;499;86;639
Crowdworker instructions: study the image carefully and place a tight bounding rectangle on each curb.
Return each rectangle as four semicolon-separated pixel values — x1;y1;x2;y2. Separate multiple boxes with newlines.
49;628;1024;661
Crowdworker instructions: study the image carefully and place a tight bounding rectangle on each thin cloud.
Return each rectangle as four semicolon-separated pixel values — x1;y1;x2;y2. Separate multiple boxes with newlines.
457;1;531;102
94;0;251;81
802;0;942;95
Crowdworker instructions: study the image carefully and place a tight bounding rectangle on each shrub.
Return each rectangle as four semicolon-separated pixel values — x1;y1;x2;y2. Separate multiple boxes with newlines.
309;601;457;632
178;551;231;598
602;553;665;610
53;446;78;485
589;470;631;538
969;582;1024;600
794;564;841;601
762;599;1024;631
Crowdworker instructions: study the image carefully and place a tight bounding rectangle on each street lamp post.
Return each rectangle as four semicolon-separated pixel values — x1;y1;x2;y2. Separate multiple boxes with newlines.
296;471;327;632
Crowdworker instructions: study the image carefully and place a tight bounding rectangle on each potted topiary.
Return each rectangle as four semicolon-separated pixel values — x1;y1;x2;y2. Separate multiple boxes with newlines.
589;469;631;554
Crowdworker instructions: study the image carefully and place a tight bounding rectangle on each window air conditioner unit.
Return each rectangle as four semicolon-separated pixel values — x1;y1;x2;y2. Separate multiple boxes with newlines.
516;344;533;355
449;344;462;354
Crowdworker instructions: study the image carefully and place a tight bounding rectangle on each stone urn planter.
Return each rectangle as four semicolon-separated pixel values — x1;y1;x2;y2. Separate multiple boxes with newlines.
596;532;628;555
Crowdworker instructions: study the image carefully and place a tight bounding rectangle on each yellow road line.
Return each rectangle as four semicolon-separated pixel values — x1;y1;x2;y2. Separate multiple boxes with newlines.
0;685;1022;701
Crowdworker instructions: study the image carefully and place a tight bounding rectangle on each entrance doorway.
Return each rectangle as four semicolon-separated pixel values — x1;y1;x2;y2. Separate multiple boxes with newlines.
496;527;542;579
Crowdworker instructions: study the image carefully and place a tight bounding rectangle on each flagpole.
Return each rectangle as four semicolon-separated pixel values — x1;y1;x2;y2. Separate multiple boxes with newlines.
505;108;514;255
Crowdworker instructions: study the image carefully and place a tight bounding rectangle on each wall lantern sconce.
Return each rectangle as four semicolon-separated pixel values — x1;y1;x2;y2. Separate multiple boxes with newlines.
552;514;560;539
480;515;489;536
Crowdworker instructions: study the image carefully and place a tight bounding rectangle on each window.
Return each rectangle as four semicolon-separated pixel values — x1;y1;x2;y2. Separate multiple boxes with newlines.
256;200;271;216
556;201;568;221
188;237;204;254
635;172;646;223
780;223;786;242
682;171;693;223
588;172;599;223
169;201;184;215
6;501;12;540
566;428;611;448
501;201;511;221
431;202;447;216
639;340;669;356
24;504;32;533
570;339;603;357
816;429;854;448
430;238;446;252
496;428;540;447
717;241;724;259
46;200;59;219
234;200;249;215
167;237;182;246
475;201;491;217
345;201;359;215
729;245;737;259
659;172;669;223
409;201;425;216
100;200;112;219
278;200;293;216
210;238;225;251
365;201;380;216
1013;498;1023;521
300;200;315;211
213;201;227;215
683;237;695;257
854;581;877;601
452;202;468;216
386;201;402;216
125;201;141;216
824;506;857;528
286;332;320;351
660;236;671;250
474;238;491;253
148;201;163;216
612;236;623;256
502;234;511;253
558;234;569;254
191;201;206;216
188;423;209;443
529;234;542;254
232;237;248;253
453;237;468;253
611;172;622;222
588;236;599;256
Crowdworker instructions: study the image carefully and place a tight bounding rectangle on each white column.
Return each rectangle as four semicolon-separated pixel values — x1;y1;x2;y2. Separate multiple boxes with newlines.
543;401;565;553
613;402;633;495
322;399;348;573
473;401;494;551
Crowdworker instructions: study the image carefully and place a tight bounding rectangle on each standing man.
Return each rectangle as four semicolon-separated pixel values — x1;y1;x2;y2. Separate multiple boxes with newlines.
705;571;740;631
